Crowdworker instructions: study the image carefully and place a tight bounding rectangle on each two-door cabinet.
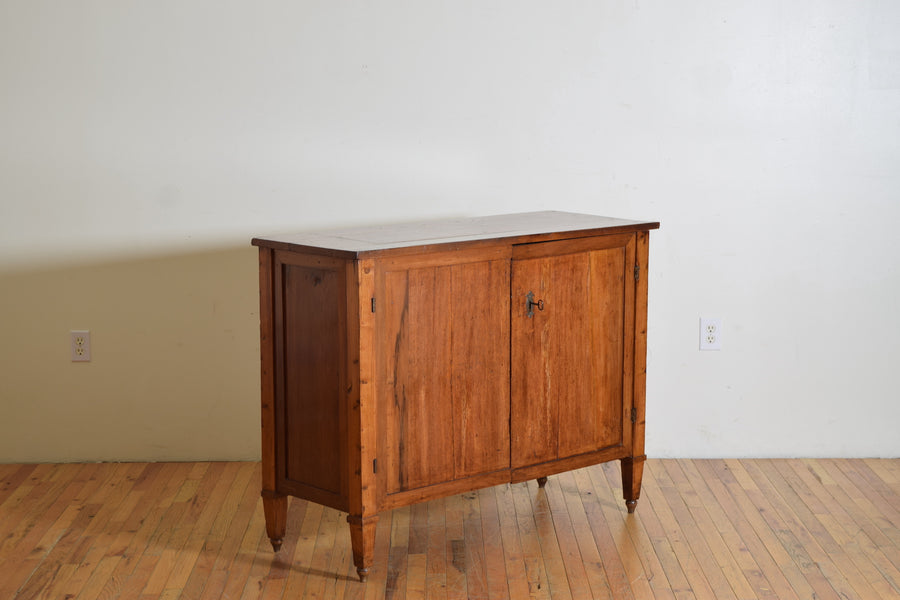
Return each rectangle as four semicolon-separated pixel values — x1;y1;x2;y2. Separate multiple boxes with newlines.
251;211;659;581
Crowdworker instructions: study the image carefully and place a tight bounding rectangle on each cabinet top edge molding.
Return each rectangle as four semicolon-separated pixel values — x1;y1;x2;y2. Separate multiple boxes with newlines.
251;211;660;258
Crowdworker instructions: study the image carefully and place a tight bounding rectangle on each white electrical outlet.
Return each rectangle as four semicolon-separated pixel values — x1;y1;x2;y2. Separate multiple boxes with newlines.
699;318;722;351
71;330;91;362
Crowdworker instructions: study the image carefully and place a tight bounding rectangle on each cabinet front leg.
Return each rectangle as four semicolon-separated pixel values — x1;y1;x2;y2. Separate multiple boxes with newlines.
621;455;646;514
347;514;379;582
261;490;288;551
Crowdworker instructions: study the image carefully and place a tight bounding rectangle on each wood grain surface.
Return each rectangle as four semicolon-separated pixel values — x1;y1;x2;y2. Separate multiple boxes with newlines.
2;459;899;599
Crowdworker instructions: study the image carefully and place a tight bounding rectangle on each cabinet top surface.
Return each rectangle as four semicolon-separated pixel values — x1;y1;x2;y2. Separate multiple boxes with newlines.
252;211;659;257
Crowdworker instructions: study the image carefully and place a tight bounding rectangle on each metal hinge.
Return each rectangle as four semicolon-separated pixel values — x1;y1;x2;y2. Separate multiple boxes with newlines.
373;458;378;473
371;298;376;313
631;407;637;424
634;263;640;282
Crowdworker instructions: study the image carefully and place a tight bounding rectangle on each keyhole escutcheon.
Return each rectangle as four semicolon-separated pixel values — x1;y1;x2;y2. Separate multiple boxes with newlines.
526;290;545;318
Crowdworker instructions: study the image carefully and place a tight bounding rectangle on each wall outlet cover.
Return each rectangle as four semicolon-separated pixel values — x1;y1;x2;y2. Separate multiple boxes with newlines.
71;330;91;362
700;317;722;351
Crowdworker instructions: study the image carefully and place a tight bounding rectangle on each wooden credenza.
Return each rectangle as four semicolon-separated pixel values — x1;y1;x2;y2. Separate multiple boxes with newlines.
251;211;659;581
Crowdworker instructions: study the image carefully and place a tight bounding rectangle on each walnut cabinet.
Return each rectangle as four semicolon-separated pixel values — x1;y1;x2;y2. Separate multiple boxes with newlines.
251;211;659;581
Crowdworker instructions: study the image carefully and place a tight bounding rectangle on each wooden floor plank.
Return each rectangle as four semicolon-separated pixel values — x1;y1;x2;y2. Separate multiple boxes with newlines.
693;460;800;600
551;471;615;600
385;504;410;600
217;496;268;600
0;463;47;516
236;526;278;600
542;477;594;600
595;463;692;600
644;461;717;600
259;494;313;600
159;462;242;596
324;510;356;600
178;462;257;599
406;553;427;600
54;463;153;599
658;460;742;600
750;459;871;600
442;492;470;600
476;486;510;600
820;459;900;581
578;465;642;600
2;459;900;599
363;508;393;600
780;460;900;600
803;459;900;571
0;464;36;508
712;459;818;600
424;496;449;600
493;484;532;600
8;466;92;565
92;463;194;600
402;506;427;600
528;481;574;600
677;460;780;600
836;460;900;546
9;464;132;600
509;481;552;599
864;458;899;487
140;462;226;597
289;502;338;599
727;459;845;600
461;491;489;600
0;464;87;562
579;466;664;600
665;460;754;600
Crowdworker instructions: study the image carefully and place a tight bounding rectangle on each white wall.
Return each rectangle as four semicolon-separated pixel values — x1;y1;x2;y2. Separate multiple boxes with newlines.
1;1;898;461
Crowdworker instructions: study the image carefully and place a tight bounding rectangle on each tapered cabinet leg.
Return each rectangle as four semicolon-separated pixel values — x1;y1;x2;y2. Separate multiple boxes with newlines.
536;476;548;488
621;455;646;514
261;490;288;551
348;514;379;582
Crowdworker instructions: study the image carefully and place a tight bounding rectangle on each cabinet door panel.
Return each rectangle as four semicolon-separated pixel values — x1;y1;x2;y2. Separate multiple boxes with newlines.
380;266;454;493
450;260;511;479
508;256;558;466
559;248;625;456
378;258;510;494
511;236;634;468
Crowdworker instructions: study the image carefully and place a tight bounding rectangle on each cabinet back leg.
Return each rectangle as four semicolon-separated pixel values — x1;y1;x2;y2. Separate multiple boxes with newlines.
261;490;288;551
621;455;646;514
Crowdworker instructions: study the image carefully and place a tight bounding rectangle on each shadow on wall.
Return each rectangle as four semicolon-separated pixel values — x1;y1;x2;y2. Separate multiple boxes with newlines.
0;245;262;463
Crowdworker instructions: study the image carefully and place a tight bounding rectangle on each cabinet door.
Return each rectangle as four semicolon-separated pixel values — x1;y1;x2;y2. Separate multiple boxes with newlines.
511;234;635;469
376;251;510;495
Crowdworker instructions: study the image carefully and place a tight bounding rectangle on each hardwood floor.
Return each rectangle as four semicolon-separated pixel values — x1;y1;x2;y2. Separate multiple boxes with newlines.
0;459;897;599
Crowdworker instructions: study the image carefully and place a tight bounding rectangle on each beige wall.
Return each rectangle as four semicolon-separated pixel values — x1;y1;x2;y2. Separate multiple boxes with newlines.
2;2;900;460
0;247;260;462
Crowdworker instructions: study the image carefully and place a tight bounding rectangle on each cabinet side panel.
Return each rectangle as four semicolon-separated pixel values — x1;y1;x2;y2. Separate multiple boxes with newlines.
281;261;344;495
451;260;511;479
